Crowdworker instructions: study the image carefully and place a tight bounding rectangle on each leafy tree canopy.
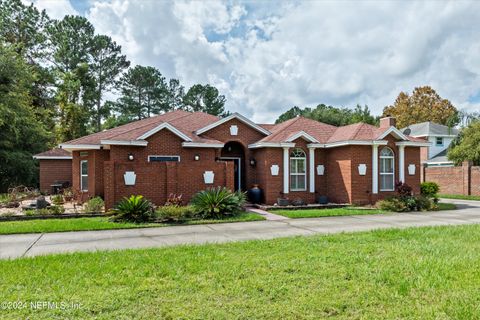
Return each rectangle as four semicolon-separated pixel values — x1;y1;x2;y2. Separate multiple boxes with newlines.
183;84;227;116
382;86;459;128
448;120;480;165
275;104;378;126
0;45;50;191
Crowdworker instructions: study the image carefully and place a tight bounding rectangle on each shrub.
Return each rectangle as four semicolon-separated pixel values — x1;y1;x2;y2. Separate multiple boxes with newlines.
50;205;66;215
165;193;183;206
421;182;440;198
110;195;154;223
413;195;433;211
24;209;38;216
84;197;105;213
155;205;195;222
377;198;407;212
191;187;246;218
377;195;433;212
395;182;413;198
51;194;64;205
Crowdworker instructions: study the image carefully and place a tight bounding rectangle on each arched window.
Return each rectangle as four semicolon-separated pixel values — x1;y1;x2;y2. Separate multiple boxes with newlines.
380;147;395;191
290;148;306;191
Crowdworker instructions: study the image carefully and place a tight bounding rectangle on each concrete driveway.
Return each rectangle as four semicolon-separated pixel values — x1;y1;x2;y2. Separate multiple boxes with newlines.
1;199;480;260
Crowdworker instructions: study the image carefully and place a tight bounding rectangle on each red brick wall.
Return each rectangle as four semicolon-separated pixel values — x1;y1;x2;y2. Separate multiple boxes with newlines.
198;118;266;190
38;159;72;193
253;148;283;204
72;149;109;200
424;161;479;196
102;129;234;209
326;146;352;203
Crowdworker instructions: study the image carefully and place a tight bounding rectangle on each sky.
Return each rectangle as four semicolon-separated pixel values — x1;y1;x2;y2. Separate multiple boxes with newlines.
29;0;480;123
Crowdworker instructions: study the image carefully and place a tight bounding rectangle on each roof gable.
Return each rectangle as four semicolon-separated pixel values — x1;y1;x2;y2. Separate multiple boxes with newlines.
195;112;271;136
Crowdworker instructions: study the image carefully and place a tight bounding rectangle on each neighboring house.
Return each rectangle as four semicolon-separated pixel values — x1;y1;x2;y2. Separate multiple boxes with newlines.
56;110;428;209
33;148;73;194
401;122;459;167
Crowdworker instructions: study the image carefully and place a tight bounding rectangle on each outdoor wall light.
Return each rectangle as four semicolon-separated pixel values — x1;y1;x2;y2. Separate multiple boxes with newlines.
194;154;200;161
249;158;256;167
128;153;134;161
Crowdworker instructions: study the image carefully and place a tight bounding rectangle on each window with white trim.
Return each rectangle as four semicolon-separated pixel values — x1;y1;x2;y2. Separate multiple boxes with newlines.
80;160;88;191
380;147;394;191
148;155;180;162
290;148;307;191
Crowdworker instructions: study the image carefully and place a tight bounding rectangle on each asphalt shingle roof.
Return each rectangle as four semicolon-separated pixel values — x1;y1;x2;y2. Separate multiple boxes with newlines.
61;111;427;147
401;122;459;137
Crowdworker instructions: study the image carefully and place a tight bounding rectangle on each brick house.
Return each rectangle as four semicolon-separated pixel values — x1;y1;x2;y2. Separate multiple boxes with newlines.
56;110;429;209
33;148;72;194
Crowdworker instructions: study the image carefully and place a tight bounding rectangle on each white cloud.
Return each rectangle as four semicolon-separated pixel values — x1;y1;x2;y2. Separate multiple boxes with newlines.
28;0;78;19
32;0;480;122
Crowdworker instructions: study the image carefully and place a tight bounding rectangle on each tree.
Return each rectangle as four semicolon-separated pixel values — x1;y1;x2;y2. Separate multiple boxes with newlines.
115;65;168;120
447;121;480;165
275;104;378;126
166;79;185;110
275;106;304;124
0;0;50;62
183;84;227;116
89;35;130;132
48;15;97;140
0;45;50;191
0;0;56;140
382;86;458;128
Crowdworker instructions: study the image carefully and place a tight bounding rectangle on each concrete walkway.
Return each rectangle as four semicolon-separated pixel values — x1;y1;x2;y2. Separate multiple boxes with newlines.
1;199;480;260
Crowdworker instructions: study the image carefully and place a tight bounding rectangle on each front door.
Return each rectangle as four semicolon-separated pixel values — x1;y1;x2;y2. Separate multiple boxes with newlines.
219;157;242;191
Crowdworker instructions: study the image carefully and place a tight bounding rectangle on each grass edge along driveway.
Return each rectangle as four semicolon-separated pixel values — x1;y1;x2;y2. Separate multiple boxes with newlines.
0;212;264;235
0;223;479;319
272;202;456;218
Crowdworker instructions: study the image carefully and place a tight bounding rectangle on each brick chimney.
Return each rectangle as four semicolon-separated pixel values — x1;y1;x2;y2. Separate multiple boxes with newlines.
380;116;396;128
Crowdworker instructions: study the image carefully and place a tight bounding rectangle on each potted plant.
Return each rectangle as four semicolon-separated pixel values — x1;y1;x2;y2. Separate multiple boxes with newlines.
277;193;290;206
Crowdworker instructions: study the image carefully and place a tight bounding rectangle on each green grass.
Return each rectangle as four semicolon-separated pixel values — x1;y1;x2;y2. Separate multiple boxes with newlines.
437;202;457;210
1;224;480;319
0;212;264;235
439;194;480;201
272;207;386;218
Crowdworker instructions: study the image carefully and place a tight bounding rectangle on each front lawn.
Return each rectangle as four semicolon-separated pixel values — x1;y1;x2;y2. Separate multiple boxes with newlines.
0;212;263;235
1;224;480;318
439;194;480;201
436;202;457;210
272;207;386;218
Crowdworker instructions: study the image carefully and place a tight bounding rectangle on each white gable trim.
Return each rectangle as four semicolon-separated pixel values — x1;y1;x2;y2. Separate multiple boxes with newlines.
395;141;431;147
182;142;224;148
196;112;271;136
378;126;408;140
137;122;192;141
307;140;389;149
59;144;102;151
101;140;148;146
33;156;72;160
248;142;295;149
285;131;319;143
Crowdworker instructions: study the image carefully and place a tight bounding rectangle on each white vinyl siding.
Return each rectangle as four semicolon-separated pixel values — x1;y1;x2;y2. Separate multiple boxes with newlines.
290;148;307;191
380;147;394;191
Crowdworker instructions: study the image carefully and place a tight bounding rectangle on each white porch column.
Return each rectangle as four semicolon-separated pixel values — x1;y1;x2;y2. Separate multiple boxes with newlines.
309;147;315;193
372;144;379;194
399;145;405;183
283;147;289;194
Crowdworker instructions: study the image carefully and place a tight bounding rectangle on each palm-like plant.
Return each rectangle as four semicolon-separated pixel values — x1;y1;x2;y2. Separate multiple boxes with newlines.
191;187;246;218
110;195;154;222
